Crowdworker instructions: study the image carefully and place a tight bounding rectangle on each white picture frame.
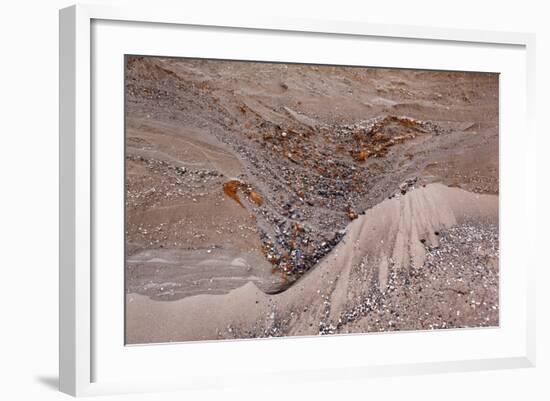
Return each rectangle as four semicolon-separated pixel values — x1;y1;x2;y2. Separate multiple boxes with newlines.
59;4;536;397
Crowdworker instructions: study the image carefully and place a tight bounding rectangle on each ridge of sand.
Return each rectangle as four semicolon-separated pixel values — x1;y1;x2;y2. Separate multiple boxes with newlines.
126;183;497;344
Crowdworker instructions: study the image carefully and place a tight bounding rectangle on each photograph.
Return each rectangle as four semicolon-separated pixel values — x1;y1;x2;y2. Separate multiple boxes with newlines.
124;56;499;344
1;0;545;399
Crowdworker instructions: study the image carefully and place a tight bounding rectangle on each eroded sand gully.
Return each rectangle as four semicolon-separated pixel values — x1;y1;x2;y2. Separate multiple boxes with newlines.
125;58;499;343
126;184;498;344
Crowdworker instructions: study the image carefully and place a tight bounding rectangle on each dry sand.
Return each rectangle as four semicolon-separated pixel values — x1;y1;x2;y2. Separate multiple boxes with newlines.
126;183;498;344
124;57;499;344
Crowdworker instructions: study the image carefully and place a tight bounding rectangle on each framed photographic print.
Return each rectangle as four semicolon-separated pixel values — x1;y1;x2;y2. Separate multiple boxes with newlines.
59;4;536;396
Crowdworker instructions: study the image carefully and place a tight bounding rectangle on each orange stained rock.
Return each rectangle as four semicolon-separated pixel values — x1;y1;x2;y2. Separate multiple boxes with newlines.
248;191;263;206
223;180;264;208
223;180;245;208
